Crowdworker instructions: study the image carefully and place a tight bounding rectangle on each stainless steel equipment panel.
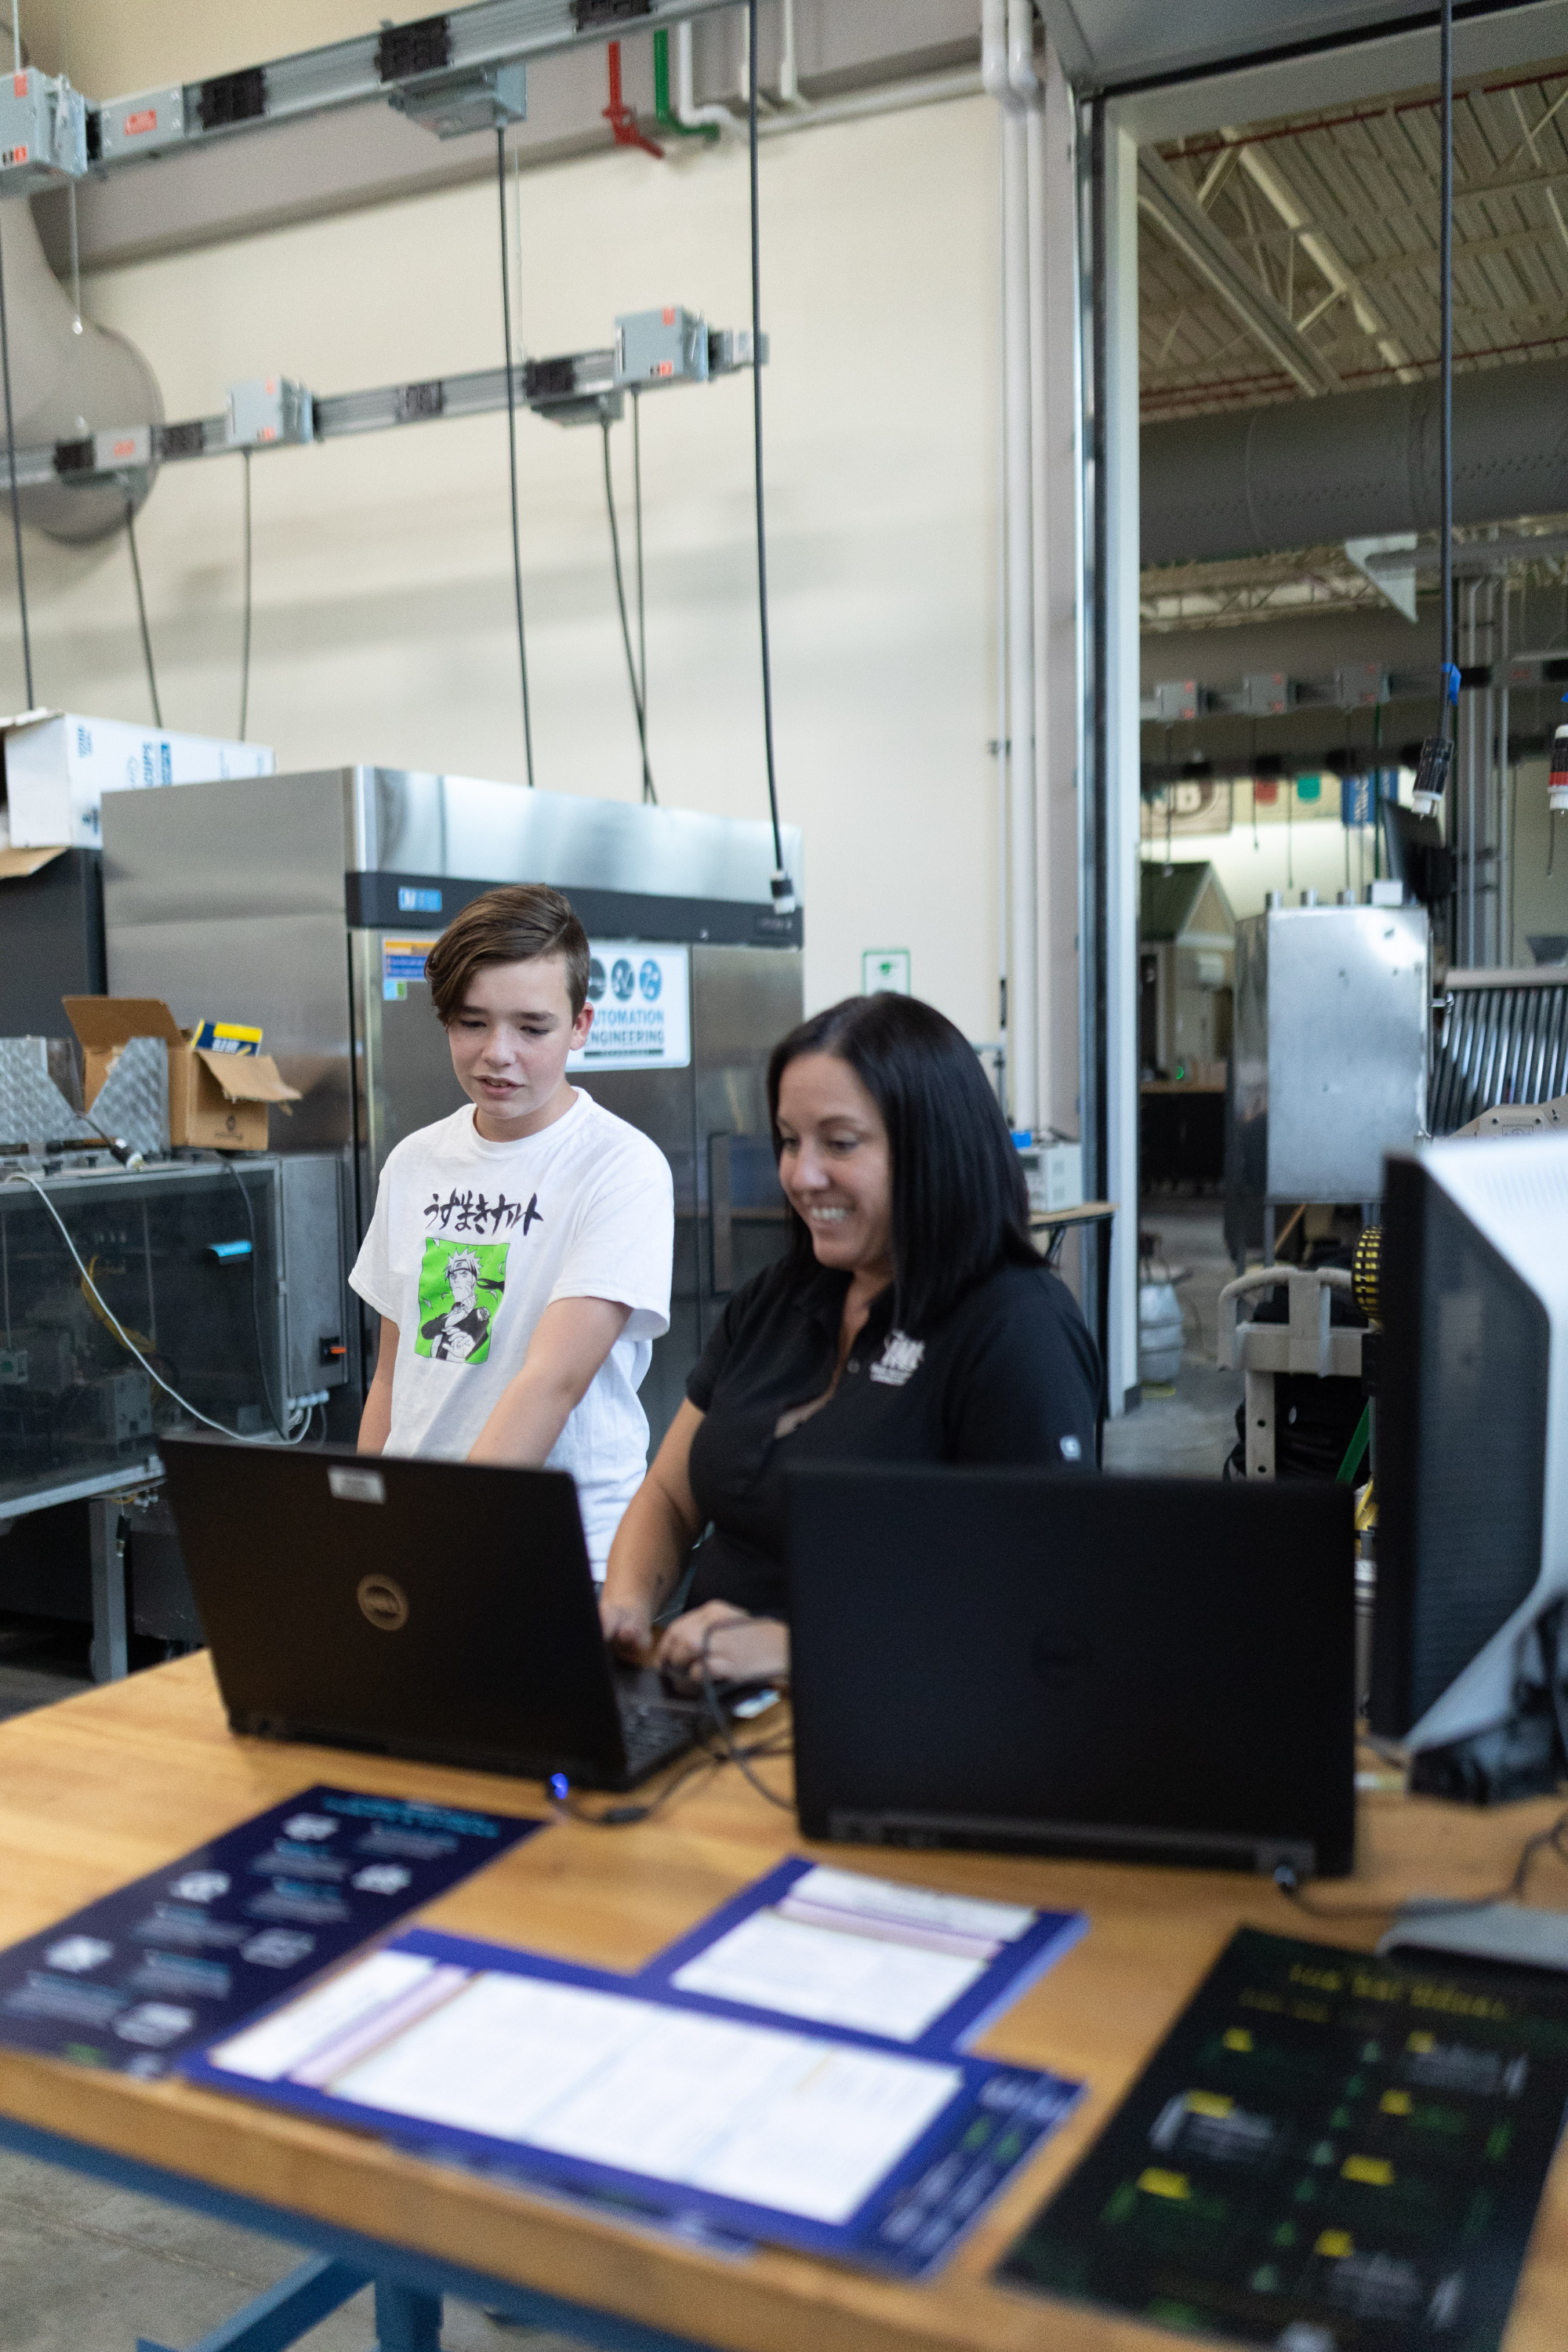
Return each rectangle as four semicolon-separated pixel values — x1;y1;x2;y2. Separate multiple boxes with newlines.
277;1154;350;1403
347;768;804;905
1233;905;1429;1203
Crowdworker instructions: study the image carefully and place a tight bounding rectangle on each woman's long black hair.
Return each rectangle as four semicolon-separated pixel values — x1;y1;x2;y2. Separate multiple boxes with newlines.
766;994;1039;1334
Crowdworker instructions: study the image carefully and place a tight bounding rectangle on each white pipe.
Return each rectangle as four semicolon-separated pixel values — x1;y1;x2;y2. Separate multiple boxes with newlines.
0;196;162;543
674;20;741;138
778;0;802;109
982;0;1012;104
1003;104;1036;1134
1007;0;1040;99
755;67;982;137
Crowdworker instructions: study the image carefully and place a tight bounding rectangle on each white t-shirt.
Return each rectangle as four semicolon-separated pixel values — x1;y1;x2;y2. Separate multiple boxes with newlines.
349;1088;673;1573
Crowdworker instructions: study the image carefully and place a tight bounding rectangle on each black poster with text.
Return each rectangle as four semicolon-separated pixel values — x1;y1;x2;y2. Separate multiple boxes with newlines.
1000;1927;1568;2352
0;1784;543;2077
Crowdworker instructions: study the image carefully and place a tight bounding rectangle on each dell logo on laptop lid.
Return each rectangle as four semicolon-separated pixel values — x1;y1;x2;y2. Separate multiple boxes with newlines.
328;1467;385;1504
357;1574;409;1632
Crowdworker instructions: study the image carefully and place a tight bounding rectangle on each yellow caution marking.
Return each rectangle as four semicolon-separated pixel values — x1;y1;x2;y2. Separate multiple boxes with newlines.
1222;2028;1254;2053
1137;2169;1191;2201
1315;2230;1355;2258
1380;2090;1412;2115
1341;2154;1395;2187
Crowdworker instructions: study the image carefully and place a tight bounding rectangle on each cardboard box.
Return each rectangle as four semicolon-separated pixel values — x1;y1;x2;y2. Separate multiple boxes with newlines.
64;996;301;1152
2;710;274;849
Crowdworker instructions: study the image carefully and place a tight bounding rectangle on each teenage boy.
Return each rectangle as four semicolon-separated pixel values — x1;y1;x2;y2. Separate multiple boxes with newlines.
350;884;674;1578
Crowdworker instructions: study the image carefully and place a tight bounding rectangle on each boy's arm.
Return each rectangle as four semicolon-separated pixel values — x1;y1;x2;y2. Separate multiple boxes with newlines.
466;1296;631;1468
358;1316;399;1454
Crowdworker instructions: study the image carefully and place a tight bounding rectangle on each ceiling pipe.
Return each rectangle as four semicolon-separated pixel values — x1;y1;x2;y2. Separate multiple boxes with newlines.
0;196;162;543
1142;358;1568;567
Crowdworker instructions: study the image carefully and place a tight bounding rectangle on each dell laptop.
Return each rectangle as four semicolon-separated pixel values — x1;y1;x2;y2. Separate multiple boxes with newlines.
789;1465;1356;1878
161;1437;706;1791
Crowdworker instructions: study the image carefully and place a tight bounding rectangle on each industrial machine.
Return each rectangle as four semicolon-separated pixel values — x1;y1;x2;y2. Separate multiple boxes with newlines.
0;1142;349;1674
1227;899;1430;1262
103;768;804;1444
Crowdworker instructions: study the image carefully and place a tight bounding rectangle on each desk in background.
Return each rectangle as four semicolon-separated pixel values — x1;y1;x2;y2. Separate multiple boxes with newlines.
0;1656;1564;2352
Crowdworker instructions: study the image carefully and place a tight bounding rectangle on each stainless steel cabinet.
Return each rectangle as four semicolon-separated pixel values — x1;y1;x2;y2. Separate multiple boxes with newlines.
105;768;804;1447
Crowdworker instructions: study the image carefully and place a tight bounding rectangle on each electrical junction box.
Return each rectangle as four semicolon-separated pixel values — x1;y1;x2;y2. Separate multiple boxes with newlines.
1242;673;1296;717
0;68;86;195
1153;680;1200;723
95;83;186;163
615;307;709;389
391;61;526;138
1335;663;1391;708
93;426;153;476
227;377;314;451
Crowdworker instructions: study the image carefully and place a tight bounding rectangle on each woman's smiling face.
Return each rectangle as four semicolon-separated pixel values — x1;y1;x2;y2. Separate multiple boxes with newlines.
774;1052;893;1281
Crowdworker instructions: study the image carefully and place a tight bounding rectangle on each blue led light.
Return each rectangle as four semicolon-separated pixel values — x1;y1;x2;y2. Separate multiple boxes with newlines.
549;1773;568;1802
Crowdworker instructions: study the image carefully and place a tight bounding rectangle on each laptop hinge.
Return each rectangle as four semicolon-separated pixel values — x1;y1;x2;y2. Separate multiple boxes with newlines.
826;1809;1316;1879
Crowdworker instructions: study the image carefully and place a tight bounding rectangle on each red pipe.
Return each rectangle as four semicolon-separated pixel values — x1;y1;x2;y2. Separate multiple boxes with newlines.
604;41;664;160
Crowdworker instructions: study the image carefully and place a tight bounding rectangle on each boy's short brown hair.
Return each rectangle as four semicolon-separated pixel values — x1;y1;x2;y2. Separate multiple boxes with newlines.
423;885;591;1025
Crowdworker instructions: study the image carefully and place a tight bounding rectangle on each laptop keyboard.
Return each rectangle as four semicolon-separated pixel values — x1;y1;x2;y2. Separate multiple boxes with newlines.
617;1695;701;1783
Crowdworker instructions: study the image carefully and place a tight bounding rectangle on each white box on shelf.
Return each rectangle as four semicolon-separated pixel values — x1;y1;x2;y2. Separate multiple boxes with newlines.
2;712;274;848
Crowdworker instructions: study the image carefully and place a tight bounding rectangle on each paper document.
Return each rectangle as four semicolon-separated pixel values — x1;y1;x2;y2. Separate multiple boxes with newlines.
669;1864;1037;2041
210;1954;962;2227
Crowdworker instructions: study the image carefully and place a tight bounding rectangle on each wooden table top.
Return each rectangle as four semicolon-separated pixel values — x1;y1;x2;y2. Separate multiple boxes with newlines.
1;1654;1564;2352
1026;1201;1116;1230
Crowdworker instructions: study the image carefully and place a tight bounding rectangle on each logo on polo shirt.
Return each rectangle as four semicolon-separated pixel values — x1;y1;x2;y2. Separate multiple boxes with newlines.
869;1330;925;1387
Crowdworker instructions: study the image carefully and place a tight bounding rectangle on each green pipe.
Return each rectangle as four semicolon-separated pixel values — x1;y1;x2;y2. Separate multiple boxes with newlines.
652;27;720;140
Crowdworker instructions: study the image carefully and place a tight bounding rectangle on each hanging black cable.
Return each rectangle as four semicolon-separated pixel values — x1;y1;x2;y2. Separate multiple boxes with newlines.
0;206;34;709
1439;0;1454;742
747;0;788;896
125;494;162;728
1410;0;1456;822
632;389;648;717
238;450;252;740
496;124;536;789
601;416;658;804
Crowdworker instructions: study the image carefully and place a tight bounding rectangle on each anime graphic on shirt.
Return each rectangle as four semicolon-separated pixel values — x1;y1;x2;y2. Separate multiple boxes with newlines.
415;1239;509;1364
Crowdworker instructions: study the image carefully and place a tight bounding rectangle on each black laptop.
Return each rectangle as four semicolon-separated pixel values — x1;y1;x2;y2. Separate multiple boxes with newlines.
160;1438;706;1791
788;1466;1356;1878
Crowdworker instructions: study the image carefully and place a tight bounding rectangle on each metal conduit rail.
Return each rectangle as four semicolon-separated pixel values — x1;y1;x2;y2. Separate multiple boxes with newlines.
1431;967;1568;1132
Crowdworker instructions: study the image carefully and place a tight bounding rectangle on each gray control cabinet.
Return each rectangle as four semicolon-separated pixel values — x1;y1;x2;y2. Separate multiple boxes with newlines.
1232;902;1429;1206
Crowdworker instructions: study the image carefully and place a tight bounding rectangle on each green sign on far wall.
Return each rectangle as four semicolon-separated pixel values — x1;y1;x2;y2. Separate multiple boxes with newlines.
862;949;911;995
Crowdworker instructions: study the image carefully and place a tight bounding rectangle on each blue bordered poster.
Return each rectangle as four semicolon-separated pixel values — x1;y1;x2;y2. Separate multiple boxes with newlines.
638;1856;1087;2055
0;1785;543;2076
187;1925;1083;2278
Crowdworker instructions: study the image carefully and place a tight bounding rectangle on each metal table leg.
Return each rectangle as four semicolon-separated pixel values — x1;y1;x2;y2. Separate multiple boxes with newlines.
88;1494;129;1682
136;2255;368;2352
374;2280;443;2351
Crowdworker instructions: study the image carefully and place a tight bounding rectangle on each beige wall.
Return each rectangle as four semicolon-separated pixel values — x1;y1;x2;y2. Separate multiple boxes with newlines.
21;2;395;91
8;93;1006;1031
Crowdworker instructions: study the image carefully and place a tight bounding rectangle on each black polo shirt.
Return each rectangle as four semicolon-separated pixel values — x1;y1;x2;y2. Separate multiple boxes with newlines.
684;1255;1101;1621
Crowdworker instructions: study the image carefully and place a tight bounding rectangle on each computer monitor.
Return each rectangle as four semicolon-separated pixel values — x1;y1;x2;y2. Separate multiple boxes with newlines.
1380;800;1456;909
1370;1132;1568;1798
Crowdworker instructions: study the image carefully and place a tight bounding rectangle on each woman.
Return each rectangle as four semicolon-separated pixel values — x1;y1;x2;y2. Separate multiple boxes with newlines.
599;993;1102;1683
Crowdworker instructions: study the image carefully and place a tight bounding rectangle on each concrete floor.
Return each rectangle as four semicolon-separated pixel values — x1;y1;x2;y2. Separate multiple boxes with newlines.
1102;1200;1243;1480
0;1208;1242;2349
